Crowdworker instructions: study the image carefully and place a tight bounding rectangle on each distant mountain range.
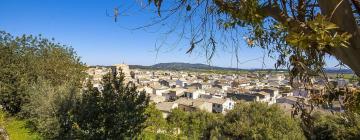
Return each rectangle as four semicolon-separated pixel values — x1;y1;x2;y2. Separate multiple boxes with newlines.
129;62;354;74
129;62;286;72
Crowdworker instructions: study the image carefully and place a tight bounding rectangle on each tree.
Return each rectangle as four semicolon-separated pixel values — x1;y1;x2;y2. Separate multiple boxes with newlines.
312;112;360;139
223;102;305;139
134;1;360;136
185;110;224;139
75;72;149;139
142;103;167;133
166;108;224;139
166;108;189;138
161;102;305;139
138;0;360;83
0;31;85;115
21;79;80;139
137;103;172;139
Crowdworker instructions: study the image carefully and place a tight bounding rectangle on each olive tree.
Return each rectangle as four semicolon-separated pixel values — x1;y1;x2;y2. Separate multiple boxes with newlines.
138;0;360;78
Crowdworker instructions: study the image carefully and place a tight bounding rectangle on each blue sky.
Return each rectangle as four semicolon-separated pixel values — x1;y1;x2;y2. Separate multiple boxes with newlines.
0;0;338;69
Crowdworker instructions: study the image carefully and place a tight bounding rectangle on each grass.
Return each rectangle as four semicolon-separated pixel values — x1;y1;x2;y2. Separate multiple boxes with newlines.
0;111;42;140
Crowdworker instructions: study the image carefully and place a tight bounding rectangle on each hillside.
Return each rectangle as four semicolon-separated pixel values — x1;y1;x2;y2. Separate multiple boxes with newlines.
152;62;222;70
130;62;238;71
129;62;285;72
129;62;354;74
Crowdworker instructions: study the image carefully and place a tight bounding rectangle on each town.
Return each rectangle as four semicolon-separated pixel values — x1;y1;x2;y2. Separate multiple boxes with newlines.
2;0;360;139
86;64;359;117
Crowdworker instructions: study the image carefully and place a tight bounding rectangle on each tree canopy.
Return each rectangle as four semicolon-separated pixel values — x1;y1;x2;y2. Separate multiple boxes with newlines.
139;102;307;139
135;1;360;129
74;72;150;139
0;31;85;115
223;102;305;139
139;0;360;81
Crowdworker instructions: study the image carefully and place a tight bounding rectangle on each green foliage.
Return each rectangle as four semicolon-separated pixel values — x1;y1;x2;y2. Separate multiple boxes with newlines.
139;107;224;139
218;0;263;27
167;108;224;139
167;108;189;134
138;104;174;139
74;72;150;139
146;0;359;83
223;102;306;140
140;102;308;140
285;15;352;51
186;110;224;139
21;80;80;139
312;112;360;139
0;31;85;115
143;103;167;133
331;90;360;115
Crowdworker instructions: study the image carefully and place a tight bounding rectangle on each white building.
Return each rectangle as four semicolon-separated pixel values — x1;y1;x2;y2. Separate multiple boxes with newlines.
176;79;188;87
152;86;169;96
184;88;205;99
200;98;235;114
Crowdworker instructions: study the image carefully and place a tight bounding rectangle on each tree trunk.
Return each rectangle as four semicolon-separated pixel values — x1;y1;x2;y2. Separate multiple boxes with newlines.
318;0;360;76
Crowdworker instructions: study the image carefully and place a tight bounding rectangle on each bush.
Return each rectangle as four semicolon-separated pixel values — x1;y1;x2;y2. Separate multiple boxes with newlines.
223;102;306;139
21;80;79;139
0;31;85;115
313;112;360;139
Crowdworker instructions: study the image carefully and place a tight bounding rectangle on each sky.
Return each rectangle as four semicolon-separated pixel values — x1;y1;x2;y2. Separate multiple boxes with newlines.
0;0;338;69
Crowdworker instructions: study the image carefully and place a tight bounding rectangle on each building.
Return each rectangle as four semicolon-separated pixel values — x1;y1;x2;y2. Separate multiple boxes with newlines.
199;98;235;114
174;98;212;112
114;64;131;78
176;79;188;87
86;64;132;89
85;66;116;89
253;92;272;104
168;88;185;100
150;95;166;103
184;88;205;99
156;102;178;118
293;88;309;97
276;96;301;105
151;85;169;96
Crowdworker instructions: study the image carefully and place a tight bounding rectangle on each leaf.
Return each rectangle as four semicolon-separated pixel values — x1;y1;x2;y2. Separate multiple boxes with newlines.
154;0;163;16
341;33;352;40
325;23;338;30
187;38;203;54
186;5;191;11
187;43;195;54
